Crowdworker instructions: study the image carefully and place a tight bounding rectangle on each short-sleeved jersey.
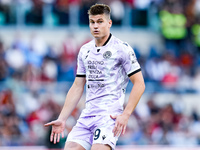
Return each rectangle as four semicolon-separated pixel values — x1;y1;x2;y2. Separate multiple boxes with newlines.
76;34;141;117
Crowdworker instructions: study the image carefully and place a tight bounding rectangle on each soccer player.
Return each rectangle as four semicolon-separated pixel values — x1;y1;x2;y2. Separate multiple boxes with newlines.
44;3;145;150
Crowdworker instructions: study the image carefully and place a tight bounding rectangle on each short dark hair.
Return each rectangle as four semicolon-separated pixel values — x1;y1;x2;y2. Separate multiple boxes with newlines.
88;4;111;18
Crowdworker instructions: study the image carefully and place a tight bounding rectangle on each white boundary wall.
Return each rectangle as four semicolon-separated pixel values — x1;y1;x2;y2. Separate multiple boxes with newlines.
0;27;164;56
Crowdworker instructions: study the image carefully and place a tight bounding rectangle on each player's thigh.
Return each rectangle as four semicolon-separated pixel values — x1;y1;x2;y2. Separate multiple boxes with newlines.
91;143;111;150
64;141;86;150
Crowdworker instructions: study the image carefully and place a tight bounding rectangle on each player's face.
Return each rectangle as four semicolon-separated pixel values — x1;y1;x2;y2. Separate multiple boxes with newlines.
89;14;112;39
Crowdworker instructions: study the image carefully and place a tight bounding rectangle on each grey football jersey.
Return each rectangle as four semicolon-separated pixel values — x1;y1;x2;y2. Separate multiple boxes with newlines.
76;34;141;117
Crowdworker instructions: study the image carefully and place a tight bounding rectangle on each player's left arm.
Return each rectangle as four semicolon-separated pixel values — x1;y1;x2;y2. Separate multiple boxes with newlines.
111;71;145;137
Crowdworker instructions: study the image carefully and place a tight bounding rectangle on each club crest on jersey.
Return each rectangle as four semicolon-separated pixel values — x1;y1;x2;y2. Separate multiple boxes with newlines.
103;51;112;59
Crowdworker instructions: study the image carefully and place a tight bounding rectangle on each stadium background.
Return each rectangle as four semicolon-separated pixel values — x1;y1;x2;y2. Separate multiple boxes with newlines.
0;0;200;150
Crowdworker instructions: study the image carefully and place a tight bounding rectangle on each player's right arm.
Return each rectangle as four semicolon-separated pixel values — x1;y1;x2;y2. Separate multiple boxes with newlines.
44;76;86;144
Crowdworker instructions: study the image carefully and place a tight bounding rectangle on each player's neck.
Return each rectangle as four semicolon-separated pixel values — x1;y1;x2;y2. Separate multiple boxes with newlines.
95;33;111;47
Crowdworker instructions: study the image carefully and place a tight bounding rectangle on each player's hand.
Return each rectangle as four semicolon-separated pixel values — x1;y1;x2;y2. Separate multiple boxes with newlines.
110;114;129;137
44;119;65;144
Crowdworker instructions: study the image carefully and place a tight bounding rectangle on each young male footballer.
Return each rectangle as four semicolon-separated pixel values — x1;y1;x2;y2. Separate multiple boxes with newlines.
44;3;145;150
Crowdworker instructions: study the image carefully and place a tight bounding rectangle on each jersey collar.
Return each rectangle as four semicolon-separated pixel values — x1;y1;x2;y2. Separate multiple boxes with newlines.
103;33;112;46
95;33;112;47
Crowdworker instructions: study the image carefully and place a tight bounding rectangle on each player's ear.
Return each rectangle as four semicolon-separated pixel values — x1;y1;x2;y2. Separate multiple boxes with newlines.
108;19;112;27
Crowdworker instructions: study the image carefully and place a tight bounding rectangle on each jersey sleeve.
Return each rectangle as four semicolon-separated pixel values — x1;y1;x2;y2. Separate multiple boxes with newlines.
121;42;141;77
76;48;86;77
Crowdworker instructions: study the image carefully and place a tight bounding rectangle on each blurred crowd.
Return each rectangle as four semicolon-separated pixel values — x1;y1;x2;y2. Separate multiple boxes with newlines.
118;93;200;146
0;0;200;148
0;32;84;83
0;0;151;26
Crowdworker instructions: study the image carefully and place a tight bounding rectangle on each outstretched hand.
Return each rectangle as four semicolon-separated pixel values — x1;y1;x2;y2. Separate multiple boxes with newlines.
44;119;65;144
110;114;129;137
